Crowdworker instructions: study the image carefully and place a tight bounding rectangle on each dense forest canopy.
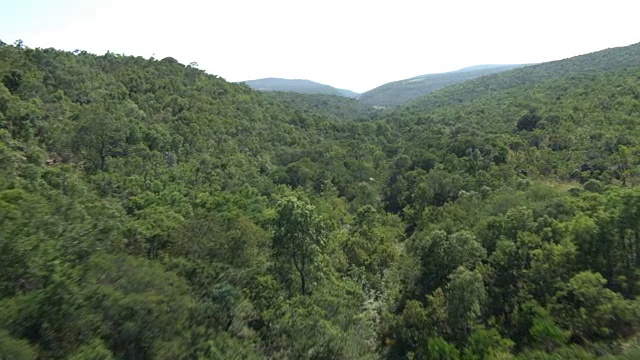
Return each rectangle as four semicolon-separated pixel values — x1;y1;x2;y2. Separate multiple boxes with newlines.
261;91;380;121
2;39;640;359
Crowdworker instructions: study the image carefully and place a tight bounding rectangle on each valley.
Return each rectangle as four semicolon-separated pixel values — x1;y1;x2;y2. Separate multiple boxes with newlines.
1;40;640;360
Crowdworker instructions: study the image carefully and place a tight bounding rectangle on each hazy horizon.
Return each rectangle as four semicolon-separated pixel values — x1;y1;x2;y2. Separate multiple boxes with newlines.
1;0;638;93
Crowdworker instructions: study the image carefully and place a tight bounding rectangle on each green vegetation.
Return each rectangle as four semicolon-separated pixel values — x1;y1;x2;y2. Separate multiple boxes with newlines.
241;77;359;98
263;91;379;121
2;38;640;360
359;64;527;107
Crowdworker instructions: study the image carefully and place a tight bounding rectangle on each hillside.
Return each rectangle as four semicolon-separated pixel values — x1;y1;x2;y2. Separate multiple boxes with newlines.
358;64;527;107
382;42;640;192
405;43;640;112
241;77;359;98
0;43;392;359
3;39;640;360
262;91;380;121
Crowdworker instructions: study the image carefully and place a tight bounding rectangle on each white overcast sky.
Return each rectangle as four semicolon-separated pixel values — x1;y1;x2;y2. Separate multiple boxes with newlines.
1;0;638;92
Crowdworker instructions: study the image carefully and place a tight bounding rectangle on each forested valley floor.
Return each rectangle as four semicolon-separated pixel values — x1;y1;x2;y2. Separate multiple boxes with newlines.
2;40;640;359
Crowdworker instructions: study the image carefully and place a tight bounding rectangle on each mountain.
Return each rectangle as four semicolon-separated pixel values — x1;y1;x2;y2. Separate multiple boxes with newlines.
241;77;359;98
336;88;360;98
358;64;527;107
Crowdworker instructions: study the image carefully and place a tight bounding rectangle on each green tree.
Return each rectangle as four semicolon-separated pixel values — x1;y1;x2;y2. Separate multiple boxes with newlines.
71;102;134;172
84;254;194;359
0;330;37;360
446;267;486;342
552;271;639;343
272;194;327;296
414;230;486;297
67;339;115;360
424;336;461;360
463;327;514;360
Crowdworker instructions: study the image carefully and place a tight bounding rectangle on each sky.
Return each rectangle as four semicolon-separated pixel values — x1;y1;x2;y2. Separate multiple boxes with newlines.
1;0;638;93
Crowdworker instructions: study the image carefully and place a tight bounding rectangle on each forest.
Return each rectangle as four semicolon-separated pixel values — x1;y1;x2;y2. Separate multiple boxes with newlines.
1;39;640;359
357;64;525;107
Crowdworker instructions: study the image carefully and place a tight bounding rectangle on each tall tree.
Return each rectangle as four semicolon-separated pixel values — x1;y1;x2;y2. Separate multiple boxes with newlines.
272;194;326;296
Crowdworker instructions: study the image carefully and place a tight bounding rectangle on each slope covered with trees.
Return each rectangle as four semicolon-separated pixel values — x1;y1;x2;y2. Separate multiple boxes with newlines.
2;38;640;360
358;64;527;107
262;91;380;121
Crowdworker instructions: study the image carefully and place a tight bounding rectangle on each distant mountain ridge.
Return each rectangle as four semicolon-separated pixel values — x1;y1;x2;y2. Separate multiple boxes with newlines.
241;78;359;98
242;65;528;105
358;64;528;107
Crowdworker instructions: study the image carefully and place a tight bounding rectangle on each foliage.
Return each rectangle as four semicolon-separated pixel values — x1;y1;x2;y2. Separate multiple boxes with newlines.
1;39;640;359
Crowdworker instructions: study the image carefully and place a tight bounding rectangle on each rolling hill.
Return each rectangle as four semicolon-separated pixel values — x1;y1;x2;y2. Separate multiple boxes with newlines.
358;64;527;107
405;43;640;112
390;42;640;185
241;77;359;98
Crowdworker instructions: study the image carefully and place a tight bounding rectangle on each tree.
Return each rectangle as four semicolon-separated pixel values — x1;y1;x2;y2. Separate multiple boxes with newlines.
67;339;115;360
0;330;37;360
272;195;327;296
551;271;640;343
446;267;486;342
527;302;566;352
424;336;461;360
463;327;514;360
71;99;144;173
516;109;541;132
342;205;402;289
84;254;193;359
414;230;486;297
